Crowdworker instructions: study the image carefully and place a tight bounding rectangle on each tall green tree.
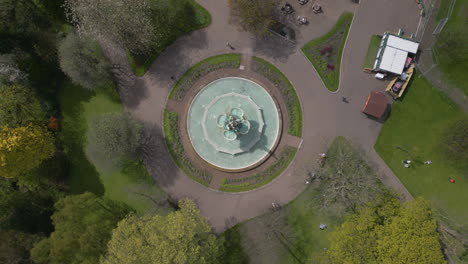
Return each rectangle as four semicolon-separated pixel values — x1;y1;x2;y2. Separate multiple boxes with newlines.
0;229;41;264
0;0;48;36
31;193;131;264
325;197;445;264
0;125;55;179
0;83;46;127
101;199;223;264
0;179;54;233
58;32;111;90
228;0;279;36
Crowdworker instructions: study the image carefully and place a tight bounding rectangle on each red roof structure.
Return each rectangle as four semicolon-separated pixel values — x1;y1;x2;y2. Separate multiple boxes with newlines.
362;91;388;119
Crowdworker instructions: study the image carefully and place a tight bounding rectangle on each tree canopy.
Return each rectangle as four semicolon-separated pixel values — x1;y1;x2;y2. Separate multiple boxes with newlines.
87;112;142;165
317;136;384;216
0;179;54;233
63;0;156;55
0;125;55;178
0;229;41;264
31;192;131;264
228;0;279;36
0;83;47;127
101;199;223;264
325;197;446;264
58;32;112;90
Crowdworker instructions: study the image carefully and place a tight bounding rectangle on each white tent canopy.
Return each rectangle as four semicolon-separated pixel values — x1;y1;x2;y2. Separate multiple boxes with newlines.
374;33;419;75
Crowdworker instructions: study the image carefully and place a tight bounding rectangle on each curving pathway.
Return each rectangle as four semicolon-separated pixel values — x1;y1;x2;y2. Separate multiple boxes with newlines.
110;0;420;232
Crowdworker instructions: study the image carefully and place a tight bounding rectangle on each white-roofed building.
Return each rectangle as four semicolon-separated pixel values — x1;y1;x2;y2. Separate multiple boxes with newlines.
373;33;419;75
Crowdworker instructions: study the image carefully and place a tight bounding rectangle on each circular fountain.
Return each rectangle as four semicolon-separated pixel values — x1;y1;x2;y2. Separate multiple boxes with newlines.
187;77;280;171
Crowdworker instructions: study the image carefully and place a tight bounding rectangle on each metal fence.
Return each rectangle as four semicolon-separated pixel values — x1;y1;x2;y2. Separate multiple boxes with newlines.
414;0;467;111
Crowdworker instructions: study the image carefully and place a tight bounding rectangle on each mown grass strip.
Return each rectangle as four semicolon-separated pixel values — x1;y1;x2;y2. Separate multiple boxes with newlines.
251;57;303;137
163;110;211;186
362;35;382;69
219;147;297;192
168;53;241;100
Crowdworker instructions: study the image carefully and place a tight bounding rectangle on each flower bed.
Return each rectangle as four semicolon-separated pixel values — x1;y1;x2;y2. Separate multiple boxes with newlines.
301;12;353;92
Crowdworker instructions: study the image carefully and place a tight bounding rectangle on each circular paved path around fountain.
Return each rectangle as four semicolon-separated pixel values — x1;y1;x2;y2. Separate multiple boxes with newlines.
105;0;420;232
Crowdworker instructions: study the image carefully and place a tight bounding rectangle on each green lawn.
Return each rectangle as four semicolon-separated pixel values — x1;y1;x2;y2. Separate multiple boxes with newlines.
434;0;468;95
362;35;381;69
251;57;303;137
375;76;468;227
436;0;453;21
281;188;339;263
129;0;211;76
301;12;354;92
59;81;169;214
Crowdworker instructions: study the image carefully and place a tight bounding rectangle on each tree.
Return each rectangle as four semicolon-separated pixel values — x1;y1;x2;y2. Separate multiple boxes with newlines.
30;193;131;264
316;137;384;217
325;197;445;264
0;230;41;264
58;32;112;89
0;125;55;178
0;179;55;233
0;83;47;127
375;199;446;264
87;112;142;165
228;0;279;36
63;0;157;55
101;199;223;264
441;117;468;169
0;0;48;36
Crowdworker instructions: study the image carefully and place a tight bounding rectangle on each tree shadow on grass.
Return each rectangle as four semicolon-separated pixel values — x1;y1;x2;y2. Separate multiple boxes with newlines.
140;122;180;188
59;81;105;195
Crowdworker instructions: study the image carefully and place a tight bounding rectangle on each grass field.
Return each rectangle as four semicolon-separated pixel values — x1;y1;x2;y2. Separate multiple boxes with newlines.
375;75;468;226
434;0;468;95
59;81;169;214
362;35;381;69
436;0;453;21
129;0;211;76
301;12;353;92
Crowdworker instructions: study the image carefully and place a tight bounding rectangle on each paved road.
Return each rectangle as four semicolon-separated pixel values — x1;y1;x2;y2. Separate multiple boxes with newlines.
113;0;419;232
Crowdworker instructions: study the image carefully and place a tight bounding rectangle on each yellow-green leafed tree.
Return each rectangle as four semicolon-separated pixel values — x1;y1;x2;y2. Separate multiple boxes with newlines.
325;197;446;264
0;125;55;178
375;199;446;264
101;199;223;264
